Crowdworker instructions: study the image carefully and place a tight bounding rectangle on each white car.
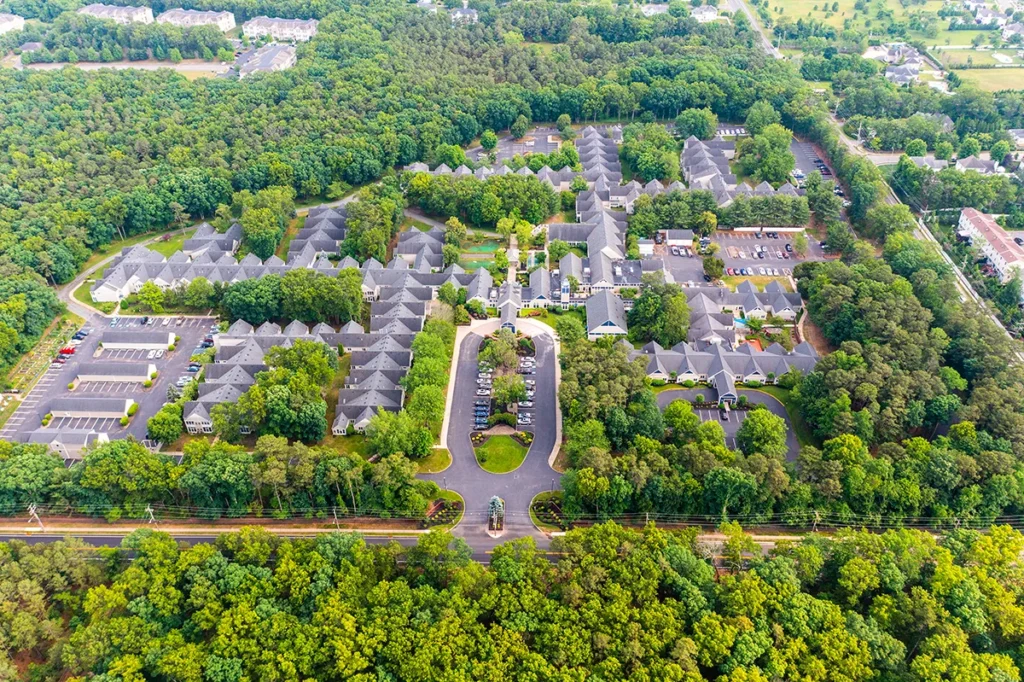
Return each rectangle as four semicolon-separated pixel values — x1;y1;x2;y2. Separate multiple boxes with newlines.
155;350;164;359
773;268;780;276
518;401;534;408
476;389;490;396
758;267;766;276
147;350;156;359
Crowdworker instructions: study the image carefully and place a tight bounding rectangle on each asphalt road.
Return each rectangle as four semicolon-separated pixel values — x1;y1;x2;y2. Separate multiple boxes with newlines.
656;388;802;460
421;331;559;550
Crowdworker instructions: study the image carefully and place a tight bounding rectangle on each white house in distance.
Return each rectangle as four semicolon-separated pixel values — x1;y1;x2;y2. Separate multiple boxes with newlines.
955;155;1003;174
585;290;628;341
156;8;236;31
0;13;25;34
958;208;1024;284
1008;128;1024;148
242;16;318;41
691;5;719;22
77;3;154;24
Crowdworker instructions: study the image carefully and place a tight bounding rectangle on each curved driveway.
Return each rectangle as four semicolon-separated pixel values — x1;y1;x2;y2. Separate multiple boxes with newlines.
656;388;802;460
421;331;559;548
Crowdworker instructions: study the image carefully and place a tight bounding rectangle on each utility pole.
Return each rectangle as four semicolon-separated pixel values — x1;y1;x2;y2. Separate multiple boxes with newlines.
145;505;156;524
27;504;43;531
333;507;340;530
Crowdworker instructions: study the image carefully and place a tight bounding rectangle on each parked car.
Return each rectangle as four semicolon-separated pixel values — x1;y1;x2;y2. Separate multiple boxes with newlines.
476;389;490;396
758;267;767;275
475;399;489;406
772;268;780;276
755;232;762;239
163;318;171;326
671;246;679;256
473;424;488;430
785;243;793;252
518;401;534;408
727;268;735;276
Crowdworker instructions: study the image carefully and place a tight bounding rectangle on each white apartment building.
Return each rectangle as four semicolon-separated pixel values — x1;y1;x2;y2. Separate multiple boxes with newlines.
958;208;1024;285
77;3;154;24
242;16;318;41
156;8;236;31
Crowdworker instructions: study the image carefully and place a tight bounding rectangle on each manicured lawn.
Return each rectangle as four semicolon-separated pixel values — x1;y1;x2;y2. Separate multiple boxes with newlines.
275;216;304;258
475;435;528;474
401;217;434;233
320;355;376;458
528;307;585;332
82;230;172;271
418;448;452;473
149;228;196;257
958;67;1024;91
749;385;817;448
721;275;794;292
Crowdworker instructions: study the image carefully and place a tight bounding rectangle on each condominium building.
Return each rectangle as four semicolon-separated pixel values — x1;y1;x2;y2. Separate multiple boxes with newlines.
77;3;154;24
958;208;1024;284
242;16;318;41
156;8;236;31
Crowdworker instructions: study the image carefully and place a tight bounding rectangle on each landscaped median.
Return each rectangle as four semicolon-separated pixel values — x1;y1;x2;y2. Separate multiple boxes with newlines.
471;432;531;473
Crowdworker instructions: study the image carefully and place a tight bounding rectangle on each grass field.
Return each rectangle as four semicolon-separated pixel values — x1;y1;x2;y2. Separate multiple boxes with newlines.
475;435;527;474
721;275;794;292
418;448;452;473
957;67;1024;91
764;0;987;48
149;228;196;258
526;306;585;331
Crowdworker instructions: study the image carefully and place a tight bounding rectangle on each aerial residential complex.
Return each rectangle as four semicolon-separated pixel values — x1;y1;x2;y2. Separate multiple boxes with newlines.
155;8;236;31
242;16;318;41
76;3;154;24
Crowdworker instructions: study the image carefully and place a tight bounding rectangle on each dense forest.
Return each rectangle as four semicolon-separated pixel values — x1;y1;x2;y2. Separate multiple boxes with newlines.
0;0;799;286
7;523;1024;681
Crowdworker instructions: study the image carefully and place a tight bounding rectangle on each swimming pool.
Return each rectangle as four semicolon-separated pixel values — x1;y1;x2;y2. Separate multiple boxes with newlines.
734;318;748;327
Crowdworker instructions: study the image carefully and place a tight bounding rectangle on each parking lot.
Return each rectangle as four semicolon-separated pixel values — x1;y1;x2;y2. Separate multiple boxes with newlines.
791;140;833;179
473;353;538;429
658;231;826;286
468;126;562;164
656;388;802;460
0;314;216;447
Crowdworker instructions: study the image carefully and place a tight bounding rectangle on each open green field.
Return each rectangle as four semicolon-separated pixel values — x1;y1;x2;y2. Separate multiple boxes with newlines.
418;448;452;473
475;435;528;473
957;67;1024;91
765;0;990;48
935;49;1020;68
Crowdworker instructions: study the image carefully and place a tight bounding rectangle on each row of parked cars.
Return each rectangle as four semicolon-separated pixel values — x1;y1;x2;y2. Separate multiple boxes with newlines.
472;356;538;430
727;266;792;277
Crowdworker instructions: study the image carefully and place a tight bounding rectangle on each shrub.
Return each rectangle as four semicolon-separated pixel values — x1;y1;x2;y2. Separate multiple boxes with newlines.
695;393;705;403
651;379;667;386
143;380;153;388
682;380;696;388
489;412;516;427
150;371;159;380
127;403;139;416
168;344;175;351
174;335;181;343
744;380;763;388
737;395;748;406
120;416;130;426
67;382;75;390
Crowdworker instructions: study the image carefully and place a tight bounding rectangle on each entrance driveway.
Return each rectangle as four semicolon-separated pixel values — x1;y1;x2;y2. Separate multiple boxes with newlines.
655;388;802;460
